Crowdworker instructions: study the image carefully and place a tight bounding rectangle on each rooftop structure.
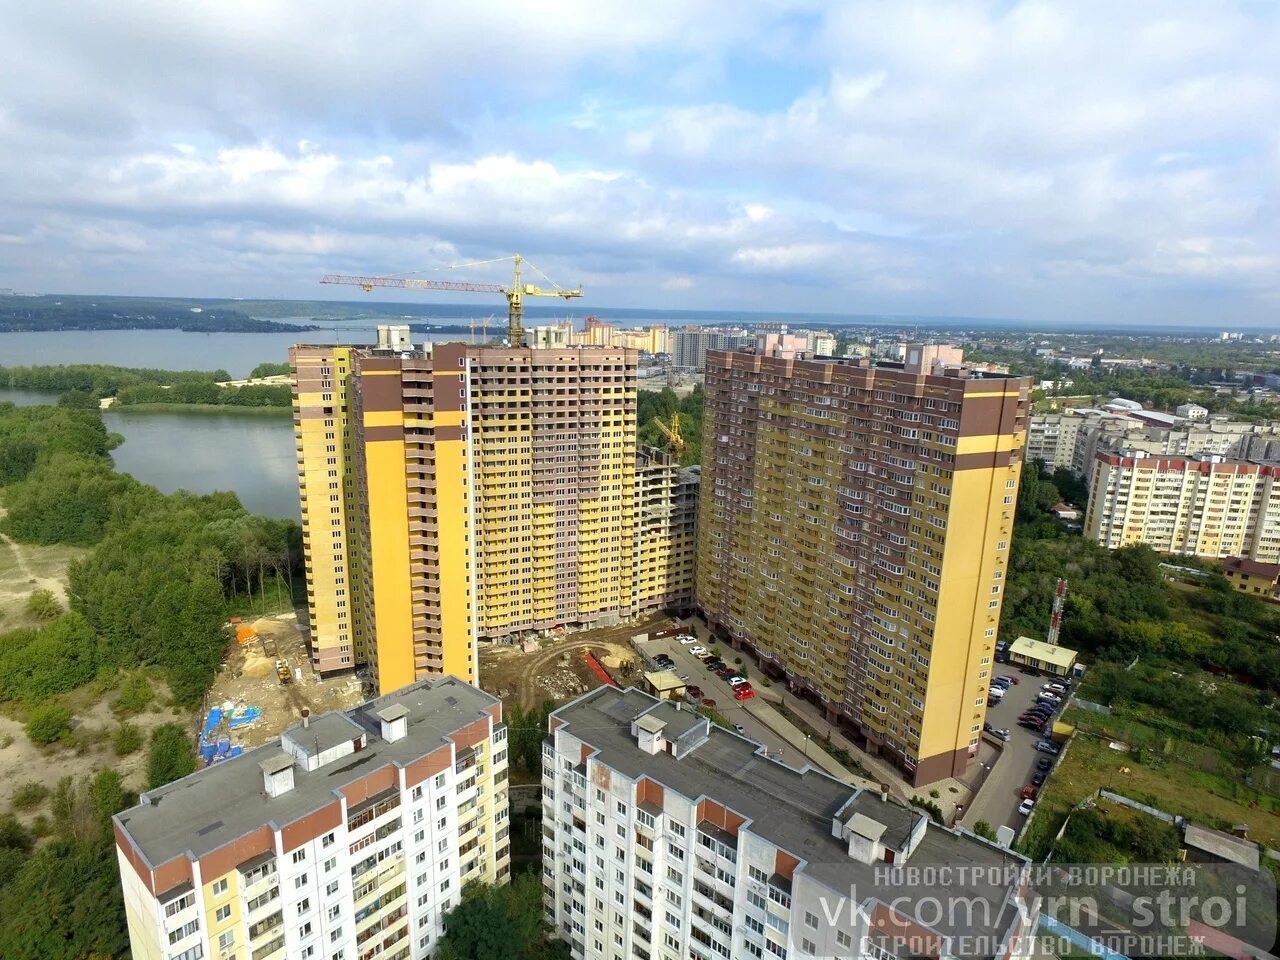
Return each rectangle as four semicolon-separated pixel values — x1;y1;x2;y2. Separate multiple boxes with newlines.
1006;636;1078;676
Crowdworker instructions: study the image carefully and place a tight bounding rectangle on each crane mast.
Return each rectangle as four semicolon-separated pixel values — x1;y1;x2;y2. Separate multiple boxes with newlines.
320;254;582;347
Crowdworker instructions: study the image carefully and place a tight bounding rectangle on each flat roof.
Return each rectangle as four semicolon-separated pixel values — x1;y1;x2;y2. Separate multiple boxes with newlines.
1008;635;1078;669
1184;823;1261;871
116;676;498;869
643;670;685;691
283;712;363;758
554;686;1025;946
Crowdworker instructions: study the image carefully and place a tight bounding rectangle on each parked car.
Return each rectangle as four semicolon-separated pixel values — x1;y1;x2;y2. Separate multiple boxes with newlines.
705;658;724;670
717;667;738;678
1036;757;1053;772
678;673;689;682
1021;784;1038;800
1044;682;1066;695
1000;675;1020;685
689;646;708;657
678;635;698;645
1018;720;1042;731
1019;712;1044;723
701;698;717;708
1035;740;1061;755
728;676;751;688
983;721;994;733
686;685;703;699
990;677;1011;689
733;723;746;734
733;687;755;701
1017;798;1035;816
1031;772;1047;787
1036;693;1060;705
996;729;1011;742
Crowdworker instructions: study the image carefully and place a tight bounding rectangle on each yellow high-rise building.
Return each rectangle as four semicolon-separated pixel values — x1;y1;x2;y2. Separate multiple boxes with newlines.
292;331;688;696
696;341;1029;785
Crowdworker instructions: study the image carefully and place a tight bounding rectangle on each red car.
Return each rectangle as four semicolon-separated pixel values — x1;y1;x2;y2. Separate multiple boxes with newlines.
686;686;703;699
701;698;717;708
1021;784;1038;800
733;687;755;701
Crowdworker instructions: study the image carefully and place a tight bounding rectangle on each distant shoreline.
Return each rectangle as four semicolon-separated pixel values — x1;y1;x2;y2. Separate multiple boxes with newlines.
106;402;292;417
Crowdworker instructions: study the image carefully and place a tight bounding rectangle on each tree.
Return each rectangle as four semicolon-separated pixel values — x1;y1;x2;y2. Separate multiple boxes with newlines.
147;723;196;789
25;704;73;745
972;820;997;842
436;875;570;960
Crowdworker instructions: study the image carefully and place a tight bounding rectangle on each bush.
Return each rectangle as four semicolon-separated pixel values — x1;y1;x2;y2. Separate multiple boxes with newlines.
10;782;48;811
972;820;997;841
28;814;51;838
112;722;142;756
25;704;73;745
147;723;195;789
25;590;61;621
113;674;154;717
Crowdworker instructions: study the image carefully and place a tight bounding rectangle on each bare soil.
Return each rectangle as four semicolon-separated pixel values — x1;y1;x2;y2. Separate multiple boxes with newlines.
478;614;677;709
0;502;87;631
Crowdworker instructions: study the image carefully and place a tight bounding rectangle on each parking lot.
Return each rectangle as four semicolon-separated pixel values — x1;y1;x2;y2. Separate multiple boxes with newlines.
962;667;1068;832
635;635;812;765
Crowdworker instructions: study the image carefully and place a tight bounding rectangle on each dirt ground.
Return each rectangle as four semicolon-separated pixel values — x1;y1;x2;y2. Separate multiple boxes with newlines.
204;612;366;750
0;502;87;631
479;614;677;709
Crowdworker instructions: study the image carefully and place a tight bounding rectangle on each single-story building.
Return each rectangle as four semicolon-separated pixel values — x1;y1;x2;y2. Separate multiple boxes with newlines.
1183;823;1260;872
642;670;686;701
1007;636;1079;677
1051;502;1080;522
1221;556;1280;602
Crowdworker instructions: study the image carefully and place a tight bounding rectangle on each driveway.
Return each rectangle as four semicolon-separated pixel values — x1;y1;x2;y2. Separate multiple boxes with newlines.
636;636;803;762
962;669;1067;832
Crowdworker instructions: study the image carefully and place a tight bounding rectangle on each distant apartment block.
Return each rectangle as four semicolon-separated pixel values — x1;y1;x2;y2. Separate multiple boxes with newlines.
634;448;699;613
542;685;1037;960
672;328;755;371
114;677;509;960
696;341;1029;784
1084;452;1280;562
292;330;698;695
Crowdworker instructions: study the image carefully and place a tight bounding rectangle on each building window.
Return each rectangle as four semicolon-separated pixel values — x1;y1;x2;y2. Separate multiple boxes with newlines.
211;878;228;897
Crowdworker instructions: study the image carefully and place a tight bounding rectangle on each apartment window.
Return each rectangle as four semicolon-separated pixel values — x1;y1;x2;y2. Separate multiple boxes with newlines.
294;873;309;889
297;897;311;915
218;930;235;953
301;948;314;960
837;930;852;948
292;849;308;864
211;878;228;897
168;920;199;945
215;905;231;923
804;911;818;929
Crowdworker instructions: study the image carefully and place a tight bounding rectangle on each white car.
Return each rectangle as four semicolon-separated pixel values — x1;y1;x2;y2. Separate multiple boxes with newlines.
689;646;708;657
678;635;698;645
727;676;749;688
1017;799;1035;816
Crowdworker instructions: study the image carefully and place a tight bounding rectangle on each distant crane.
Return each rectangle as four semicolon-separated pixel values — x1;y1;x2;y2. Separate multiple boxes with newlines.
652;413;685;456
320;254;582;347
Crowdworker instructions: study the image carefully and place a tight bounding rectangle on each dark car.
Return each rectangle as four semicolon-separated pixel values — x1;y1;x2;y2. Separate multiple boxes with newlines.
686;685;703;699
1031;772;1047;786
716;667;737;678
1036;757;1052;772
1019;712;1043;723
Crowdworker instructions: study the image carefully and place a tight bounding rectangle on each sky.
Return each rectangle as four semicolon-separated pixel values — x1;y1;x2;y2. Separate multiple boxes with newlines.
0;1;1277;326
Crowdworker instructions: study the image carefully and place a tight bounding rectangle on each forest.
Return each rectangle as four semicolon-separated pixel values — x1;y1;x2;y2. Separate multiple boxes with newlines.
0;364;292;407
0;295;314;332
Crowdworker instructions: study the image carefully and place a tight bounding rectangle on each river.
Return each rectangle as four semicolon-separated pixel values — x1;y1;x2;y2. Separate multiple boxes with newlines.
1;388;299;520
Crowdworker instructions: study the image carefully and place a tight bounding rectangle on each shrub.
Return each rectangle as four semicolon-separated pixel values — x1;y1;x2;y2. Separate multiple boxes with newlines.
10;782;48;811
972;820;997;841
25;589;61;621
113;673;154;717
29;814;51;837
25;704;73;745
113;722;142;756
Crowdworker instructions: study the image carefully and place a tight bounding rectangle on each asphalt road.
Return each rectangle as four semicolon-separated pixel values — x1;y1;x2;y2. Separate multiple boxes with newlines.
636;636;801;762
963;667;1067;832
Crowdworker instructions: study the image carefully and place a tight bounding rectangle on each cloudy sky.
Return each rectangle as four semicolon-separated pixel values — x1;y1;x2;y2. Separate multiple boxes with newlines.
1;1;1277;325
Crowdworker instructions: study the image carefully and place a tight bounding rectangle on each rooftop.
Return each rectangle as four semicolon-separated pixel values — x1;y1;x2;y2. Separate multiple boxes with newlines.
1222;556;1280;581
1184;823;1261;871
554;686;1025;947
116;676;498;870
1008;635;1078;669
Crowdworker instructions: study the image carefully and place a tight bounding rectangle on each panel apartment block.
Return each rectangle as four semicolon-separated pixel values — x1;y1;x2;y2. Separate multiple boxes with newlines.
696;348;1029;785
543;686;1036;960
634;448;700;614
114;677;509;960
290;345;364;675
1085;452;1280;562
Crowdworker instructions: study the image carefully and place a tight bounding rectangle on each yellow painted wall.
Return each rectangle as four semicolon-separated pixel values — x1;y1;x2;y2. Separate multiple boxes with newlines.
435;432;474;683
365;439;415;695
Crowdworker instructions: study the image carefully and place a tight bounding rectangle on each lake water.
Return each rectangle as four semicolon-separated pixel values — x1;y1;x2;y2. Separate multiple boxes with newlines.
1;388;299;519
0;323;484;378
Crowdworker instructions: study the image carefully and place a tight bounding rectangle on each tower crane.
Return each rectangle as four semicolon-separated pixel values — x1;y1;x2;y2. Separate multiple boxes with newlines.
652;412;685;456
320;254;582;347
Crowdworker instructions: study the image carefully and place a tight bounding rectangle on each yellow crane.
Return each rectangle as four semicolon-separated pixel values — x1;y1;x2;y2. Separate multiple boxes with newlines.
320;254;582;347
652;412;685;456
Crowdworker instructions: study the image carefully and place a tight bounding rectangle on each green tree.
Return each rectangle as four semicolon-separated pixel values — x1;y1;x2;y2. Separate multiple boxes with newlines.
147;723;195;789
436;874;570;960
24;704;73;745
25;589;61;621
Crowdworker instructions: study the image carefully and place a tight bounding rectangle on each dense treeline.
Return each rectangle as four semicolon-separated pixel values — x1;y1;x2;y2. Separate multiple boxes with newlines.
0;402;118;483
249;361;292;378
0;295;315;332
0;363;292;407
0;402;300;703
637;384;704;465
1003;461;1280;696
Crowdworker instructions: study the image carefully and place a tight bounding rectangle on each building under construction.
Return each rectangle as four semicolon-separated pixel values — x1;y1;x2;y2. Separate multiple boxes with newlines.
291;327;699;695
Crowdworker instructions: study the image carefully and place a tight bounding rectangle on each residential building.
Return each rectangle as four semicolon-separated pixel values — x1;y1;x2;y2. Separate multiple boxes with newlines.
671;328;754;371
1221;556;1280;601
696;344;1030;784
114;676;510;960
1176;402;1209;421
542;685;1037;960
1024;412;1085;471
1084;452;1280;562
634;449;699;614
293;331;697;696
528;323;573;348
